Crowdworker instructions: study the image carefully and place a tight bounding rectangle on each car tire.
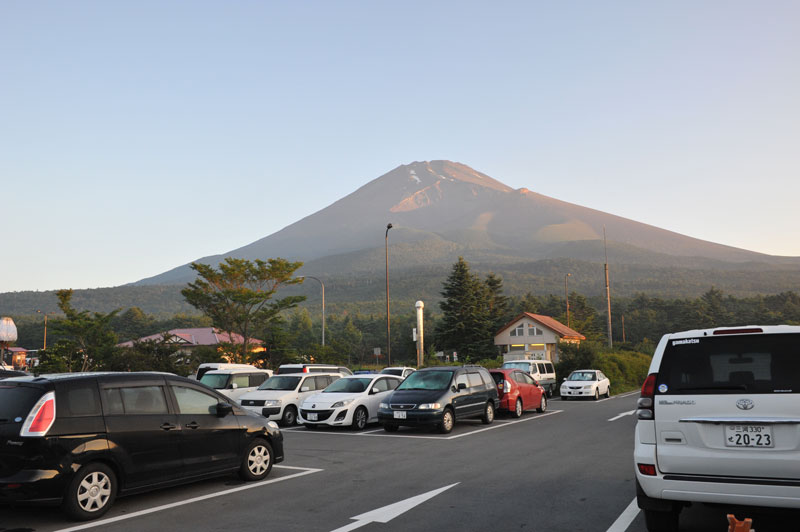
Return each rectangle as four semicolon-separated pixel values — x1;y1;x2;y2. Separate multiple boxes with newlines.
512;398;523;418
62;462;117;521
239;439;273;481
605;386;611;399
439;408;455;434
383;423;399;432
537;395;547;413
352;406;368;431
547;386;554;398
481;401;495;424
643;508;680;532
281;406;298;427
594;388;600;400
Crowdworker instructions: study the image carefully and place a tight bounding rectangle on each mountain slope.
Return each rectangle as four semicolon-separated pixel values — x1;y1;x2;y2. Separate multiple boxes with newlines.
134;160;797;286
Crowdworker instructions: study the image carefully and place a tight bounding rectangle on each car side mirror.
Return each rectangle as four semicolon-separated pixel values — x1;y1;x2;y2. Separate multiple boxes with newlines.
371;387;380;395
301;386;310;392
230;382;238;389
217;403;233;417
457;382;467;390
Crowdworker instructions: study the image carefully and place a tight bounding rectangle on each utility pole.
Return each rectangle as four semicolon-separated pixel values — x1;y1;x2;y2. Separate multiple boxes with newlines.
385;223;393;366
604;226;613;348
564;273;572;329
415;301;424;368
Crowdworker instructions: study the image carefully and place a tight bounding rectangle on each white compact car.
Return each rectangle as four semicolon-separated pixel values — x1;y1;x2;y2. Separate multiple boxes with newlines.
634;325;800;532
198;367;273;401
560;369;610;400
299;374;402;430
238;373;341;426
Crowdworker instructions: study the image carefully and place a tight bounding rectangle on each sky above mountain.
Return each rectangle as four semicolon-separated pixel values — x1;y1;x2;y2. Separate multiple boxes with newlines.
2;1;799;293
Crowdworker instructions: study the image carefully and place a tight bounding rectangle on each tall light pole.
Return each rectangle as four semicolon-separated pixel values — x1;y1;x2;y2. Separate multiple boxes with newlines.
564;273;572;329
604;226;613;348
385;223;393;366
299;277;325;346
35;310;55;350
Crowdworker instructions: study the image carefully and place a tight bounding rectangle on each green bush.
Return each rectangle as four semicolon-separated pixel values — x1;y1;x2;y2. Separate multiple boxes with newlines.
556;341;651;395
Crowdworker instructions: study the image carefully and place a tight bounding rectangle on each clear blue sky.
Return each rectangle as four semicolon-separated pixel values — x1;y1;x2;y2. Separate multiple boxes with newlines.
2;1;799;293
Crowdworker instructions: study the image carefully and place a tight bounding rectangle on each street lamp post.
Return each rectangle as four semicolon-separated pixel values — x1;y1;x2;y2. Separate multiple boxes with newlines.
300;277;325;346
385;223;393;366
564;273;572;329
35;310;54;350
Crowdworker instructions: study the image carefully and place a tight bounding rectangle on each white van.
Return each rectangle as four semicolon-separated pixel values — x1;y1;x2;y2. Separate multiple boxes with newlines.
277;363;353;376
195;363;259;380
199;367;273;401
238;373;342;426
634;325;800;532
500;360;557;397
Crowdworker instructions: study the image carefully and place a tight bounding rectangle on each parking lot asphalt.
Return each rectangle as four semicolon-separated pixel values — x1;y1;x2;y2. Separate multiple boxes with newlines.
4;393;800;532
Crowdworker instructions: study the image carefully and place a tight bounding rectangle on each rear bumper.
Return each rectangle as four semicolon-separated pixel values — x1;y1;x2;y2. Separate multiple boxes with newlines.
497;395;518;412
0;468;68;504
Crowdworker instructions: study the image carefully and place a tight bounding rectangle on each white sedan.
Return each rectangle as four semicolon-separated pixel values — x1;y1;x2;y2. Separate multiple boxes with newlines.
560;369;611;400
299;374;403;430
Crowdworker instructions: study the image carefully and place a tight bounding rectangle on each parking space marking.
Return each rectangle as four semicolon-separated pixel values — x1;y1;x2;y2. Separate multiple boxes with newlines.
605;497;639;532
52;465;323;532
291;410;563;440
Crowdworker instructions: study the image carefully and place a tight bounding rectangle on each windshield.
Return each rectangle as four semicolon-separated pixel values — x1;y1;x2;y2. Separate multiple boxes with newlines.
397;370;453;391
502;363;532;372
567;371;596;381
324;378;372;393
199;373;231;389
381;368;402;376
258;376;301;391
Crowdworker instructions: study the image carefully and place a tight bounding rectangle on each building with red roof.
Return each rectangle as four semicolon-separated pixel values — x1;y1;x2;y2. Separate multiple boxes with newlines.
494;313;585;363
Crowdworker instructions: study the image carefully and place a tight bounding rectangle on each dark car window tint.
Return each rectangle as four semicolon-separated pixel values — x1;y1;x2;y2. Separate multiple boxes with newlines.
545;363;554;373
173;386;219;415
102;388;125;414
490;372;503;385
398;370;454;391
59;383;101;417
249;374;267;387
0;384;44;419
537;363;546;373
120;386;169;414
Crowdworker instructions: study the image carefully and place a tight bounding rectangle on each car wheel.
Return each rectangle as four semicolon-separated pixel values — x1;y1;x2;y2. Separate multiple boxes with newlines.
62;463;117;521
537;395;547;413
383;423;399;432
594;388;600;400
481;401;495;424
547;386;553;398
605;386;611;399
512;398;523;418
281;406;297;427
439;408;455;434
643;508;680;532
239;439;273;481
352;406;368;431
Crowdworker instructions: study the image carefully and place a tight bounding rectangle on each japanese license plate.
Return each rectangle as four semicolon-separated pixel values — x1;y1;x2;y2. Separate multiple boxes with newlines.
307;412;318;421
725;424;773;448
393;410;407;419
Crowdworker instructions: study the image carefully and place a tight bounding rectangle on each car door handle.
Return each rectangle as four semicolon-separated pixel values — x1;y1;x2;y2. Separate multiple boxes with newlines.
160;423;178;431
185;421;199;429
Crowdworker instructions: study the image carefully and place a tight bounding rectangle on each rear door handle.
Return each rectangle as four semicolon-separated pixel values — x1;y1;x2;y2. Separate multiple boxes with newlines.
160;423;178;431
185;421;199;429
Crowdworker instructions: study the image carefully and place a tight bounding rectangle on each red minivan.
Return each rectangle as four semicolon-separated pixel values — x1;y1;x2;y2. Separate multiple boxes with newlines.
489;368;547;417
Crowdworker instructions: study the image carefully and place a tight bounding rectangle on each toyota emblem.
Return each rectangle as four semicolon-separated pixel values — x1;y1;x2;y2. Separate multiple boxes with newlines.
736;398;754;410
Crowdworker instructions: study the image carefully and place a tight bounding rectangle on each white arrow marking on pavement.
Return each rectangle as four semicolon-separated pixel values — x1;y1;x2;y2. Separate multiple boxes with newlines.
608;409;636;422
329;483;460;532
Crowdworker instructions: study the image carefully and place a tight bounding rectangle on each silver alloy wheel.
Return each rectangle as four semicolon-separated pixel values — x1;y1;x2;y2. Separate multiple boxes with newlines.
486;402;495;422
247;444;271;476
515;398;523;417
442;410;454;432
77;471;112;513
354;407;367;430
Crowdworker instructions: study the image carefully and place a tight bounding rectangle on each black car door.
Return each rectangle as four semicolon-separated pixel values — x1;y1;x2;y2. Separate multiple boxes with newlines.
168;382;242;477
100;379;183;489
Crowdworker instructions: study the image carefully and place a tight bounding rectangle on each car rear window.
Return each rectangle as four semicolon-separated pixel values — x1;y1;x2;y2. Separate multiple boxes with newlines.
657;333;800;395
490;372;503;385
0;384;44;422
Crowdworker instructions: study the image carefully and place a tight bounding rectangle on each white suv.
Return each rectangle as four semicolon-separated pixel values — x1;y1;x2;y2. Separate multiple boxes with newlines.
634;325;800;532
238;373;342;426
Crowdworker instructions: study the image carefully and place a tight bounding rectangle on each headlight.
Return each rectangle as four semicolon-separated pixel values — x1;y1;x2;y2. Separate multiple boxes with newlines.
584;385;593;390
417;403;441;410
379;402;389;409
331;399;355;408
266;421;280;430
264;400;282;407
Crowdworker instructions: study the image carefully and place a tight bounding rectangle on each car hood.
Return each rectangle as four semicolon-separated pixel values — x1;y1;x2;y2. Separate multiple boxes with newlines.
302;392;361;408
386;389;447;404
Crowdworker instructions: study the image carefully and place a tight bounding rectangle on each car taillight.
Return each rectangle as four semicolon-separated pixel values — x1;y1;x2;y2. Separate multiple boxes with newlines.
20;391;56;437
713;327;763;335
637;463;657;476
637;373;657;420
303;367;309;373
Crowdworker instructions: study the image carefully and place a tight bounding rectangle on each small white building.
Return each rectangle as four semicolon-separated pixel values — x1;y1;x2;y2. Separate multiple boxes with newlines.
494;313;585;363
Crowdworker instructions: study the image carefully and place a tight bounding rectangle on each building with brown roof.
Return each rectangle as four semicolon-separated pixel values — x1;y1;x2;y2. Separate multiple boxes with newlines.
494;313;585;363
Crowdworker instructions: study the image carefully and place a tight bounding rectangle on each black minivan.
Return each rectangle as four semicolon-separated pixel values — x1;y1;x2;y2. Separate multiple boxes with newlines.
0;372;284;520
377;365;499;433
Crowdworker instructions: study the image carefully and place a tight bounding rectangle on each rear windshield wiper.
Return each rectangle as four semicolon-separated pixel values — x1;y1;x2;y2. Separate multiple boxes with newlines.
676;385;748;391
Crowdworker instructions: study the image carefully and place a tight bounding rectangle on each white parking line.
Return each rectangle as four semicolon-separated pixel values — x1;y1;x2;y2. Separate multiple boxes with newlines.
605;497;639;532
292;410;563;440
608;410;636;422
52;465;323;532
